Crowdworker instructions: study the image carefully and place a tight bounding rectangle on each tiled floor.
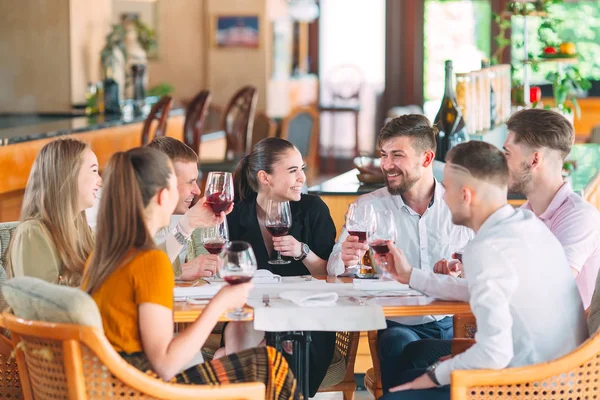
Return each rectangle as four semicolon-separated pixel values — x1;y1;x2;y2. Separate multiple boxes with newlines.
313;390;374;400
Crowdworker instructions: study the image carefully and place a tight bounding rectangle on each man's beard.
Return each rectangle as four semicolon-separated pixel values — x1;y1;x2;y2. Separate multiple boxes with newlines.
508;161;533;195
385;169;420;195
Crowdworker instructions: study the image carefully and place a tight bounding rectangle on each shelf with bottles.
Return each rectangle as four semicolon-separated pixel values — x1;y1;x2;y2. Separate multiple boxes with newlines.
522;57;577;64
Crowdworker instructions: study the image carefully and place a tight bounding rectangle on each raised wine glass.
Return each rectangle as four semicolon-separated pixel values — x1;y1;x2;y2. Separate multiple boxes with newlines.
346;202;374;276
265;200;292;265
204;172;234;216
218;241;257;320
368;209;397;270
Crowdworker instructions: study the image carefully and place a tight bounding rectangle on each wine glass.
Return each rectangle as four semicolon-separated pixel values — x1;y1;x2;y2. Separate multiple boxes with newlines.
265;200;292;265
346;202;374;276
200;219;230;255
204;172;234;216
218;241;257;320
368;209;397;270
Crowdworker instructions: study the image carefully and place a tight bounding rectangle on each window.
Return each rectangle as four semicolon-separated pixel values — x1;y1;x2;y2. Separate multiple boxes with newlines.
423;0;492;121
511;0;600;86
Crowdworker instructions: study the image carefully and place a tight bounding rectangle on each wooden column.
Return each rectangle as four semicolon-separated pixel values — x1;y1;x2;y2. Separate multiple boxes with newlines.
383;0;425;115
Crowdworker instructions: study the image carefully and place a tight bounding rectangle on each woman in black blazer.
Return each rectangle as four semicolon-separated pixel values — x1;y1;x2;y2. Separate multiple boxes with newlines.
223;138;337;397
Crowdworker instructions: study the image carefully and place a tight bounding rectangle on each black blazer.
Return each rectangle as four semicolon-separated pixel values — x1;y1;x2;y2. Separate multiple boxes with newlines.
227;193;337;276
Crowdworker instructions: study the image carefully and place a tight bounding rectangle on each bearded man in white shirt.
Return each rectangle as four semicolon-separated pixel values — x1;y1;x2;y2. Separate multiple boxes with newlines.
326;115;472;392
376;140;587;400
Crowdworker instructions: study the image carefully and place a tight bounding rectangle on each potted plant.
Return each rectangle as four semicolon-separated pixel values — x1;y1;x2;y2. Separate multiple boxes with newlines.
545;66;591;122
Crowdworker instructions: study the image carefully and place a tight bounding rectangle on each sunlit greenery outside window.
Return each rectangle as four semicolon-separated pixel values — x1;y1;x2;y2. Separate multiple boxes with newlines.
511;0;600;85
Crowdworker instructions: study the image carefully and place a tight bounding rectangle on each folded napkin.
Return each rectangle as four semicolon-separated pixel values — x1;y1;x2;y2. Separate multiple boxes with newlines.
279;290;339;307
174;283;223;301
353;278;414;292
252;270;282;284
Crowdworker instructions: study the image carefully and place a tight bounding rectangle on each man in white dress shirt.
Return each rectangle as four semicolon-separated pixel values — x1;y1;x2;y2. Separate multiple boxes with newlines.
377;141;588;400
326;115;472;391
504;109;600;309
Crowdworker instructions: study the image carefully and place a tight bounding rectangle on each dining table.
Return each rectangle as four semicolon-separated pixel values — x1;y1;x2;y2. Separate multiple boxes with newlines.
173;275;471;399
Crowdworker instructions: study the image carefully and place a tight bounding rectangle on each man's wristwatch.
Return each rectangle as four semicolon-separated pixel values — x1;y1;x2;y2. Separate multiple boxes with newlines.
172;222;191;246
294;243;310;261
426;361;441;386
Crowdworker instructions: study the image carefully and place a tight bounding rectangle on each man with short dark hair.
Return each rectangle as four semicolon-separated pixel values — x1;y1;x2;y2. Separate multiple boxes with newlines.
504;109;600;309
326;115;472;392
377;141;587;399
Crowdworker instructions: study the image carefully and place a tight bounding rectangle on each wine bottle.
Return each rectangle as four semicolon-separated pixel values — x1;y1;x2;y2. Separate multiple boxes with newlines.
434;61;469;162
482;59;497;129
103;67;121;115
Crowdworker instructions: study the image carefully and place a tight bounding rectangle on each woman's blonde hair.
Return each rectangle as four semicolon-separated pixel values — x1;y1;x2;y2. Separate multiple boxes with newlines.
83;147;173;295
7;137;94;286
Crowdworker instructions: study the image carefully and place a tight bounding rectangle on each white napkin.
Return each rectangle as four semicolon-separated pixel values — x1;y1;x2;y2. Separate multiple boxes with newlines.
353;278;416;292
174;283;224;301
279;290;338;307
252;270;282;284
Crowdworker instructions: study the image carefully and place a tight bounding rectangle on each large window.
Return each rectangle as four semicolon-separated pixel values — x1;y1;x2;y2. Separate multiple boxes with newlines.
511;1;600;85
423;0;492;120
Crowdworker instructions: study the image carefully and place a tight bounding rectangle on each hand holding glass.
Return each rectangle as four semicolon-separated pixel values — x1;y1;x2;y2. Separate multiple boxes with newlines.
265;200;292;265
346;202;374;274
218;241;257;320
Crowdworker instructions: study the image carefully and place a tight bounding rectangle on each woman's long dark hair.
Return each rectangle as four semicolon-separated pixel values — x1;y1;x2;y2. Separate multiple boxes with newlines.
83;147;172;294
233;137;295;201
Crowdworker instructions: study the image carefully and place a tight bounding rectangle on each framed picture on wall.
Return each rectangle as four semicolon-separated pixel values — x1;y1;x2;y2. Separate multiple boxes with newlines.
213;15;260;49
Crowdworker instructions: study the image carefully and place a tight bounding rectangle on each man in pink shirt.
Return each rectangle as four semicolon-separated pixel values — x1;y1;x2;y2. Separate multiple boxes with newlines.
503;108;600;309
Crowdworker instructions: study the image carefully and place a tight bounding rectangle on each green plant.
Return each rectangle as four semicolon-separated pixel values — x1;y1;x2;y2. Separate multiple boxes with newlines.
147;83;174;97
545;66;591;118
100;20;157;73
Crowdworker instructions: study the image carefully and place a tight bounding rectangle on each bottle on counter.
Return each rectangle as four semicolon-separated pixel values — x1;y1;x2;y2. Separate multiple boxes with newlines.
434;60;469;162
103;67;121;115
96;81;105;115
85;82;98;116
482;59;497;129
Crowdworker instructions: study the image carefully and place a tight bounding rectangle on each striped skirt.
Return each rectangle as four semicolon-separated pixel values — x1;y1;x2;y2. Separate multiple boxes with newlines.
120;346;302;400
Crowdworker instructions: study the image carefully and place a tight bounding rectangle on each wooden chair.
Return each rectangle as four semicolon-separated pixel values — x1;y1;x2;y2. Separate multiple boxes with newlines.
250;111;277;149
364;313;477;399
183;90;212;154
451;329;600;400
317;331;361;400
280;106;320;178
2;312;265;399
141;96;173;145
222;86;258;159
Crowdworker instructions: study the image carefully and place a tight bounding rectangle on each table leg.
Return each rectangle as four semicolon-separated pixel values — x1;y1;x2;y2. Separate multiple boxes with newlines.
267;331;312;400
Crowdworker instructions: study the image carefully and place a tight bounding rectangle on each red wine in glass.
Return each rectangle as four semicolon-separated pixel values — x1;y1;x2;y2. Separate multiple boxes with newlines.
370;240;390;255
455;251;463;262
267;225;289;237
224;275;253;285
206;192;233;215
204;240;227;255
348;230;367;243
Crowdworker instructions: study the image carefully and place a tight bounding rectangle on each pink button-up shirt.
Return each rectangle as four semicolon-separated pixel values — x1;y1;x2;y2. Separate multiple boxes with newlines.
523;182;600;309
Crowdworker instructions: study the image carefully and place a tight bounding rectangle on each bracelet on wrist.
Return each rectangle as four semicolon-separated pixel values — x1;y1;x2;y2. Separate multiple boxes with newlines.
172;222;192;246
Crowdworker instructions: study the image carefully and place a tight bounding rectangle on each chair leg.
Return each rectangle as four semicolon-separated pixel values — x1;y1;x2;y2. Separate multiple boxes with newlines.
343;390;355;400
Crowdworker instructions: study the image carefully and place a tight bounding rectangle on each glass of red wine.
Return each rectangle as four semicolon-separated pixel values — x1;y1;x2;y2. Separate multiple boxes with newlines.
218;241;257;320
265;200;292;265
205;172;234;216
346;202;374;276
368;209;397;270
201;219;230;255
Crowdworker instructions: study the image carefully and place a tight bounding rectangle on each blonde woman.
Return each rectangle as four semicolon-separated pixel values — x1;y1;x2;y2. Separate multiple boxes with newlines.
6;138;102;286
82;148;300;399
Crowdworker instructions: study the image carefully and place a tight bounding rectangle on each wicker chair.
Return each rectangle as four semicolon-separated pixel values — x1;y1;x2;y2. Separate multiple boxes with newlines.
364;313;477;398
317;331;361;400
451;329;600;400
2;312;265;399
0;223;22;398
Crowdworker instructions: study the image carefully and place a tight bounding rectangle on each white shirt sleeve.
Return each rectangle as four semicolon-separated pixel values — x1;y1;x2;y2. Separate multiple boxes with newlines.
434;245;518;386
327;227;350;276
409;268;469;302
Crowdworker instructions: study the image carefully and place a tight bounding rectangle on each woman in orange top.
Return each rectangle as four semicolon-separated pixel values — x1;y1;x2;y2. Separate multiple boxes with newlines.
82;147;300;400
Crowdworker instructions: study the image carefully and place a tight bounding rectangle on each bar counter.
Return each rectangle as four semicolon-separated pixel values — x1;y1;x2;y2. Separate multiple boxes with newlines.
309;144;600;235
